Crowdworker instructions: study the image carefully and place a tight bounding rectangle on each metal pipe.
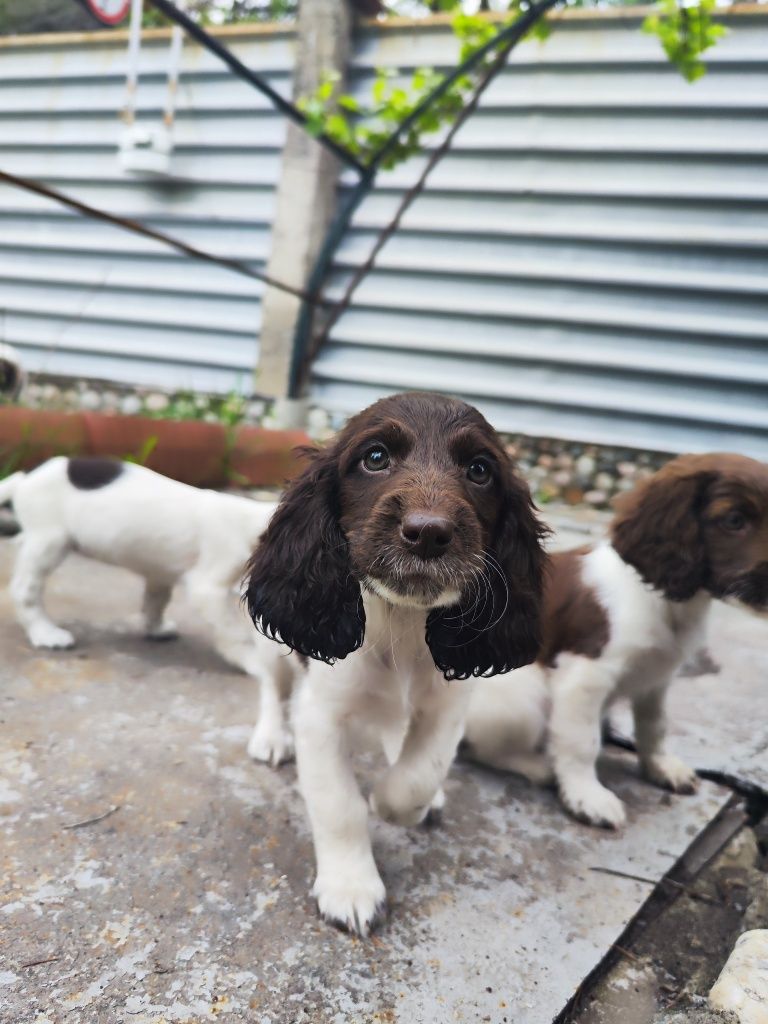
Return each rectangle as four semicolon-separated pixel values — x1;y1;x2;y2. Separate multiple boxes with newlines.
287;171;376;397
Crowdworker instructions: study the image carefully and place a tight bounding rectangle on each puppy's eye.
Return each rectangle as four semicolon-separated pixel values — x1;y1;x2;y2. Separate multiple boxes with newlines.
721;510;747;532
362;445;390;473
467;458;492;485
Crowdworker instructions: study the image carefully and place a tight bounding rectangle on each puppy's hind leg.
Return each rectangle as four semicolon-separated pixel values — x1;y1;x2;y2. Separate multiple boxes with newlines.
11;532;74;648
634;685;698;795
142;581;178;640
184;574;294;766
462;667;554;785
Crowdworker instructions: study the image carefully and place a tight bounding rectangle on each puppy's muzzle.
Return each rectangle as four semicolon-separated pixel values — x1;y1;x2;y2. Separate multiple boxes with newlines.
399;512;455;560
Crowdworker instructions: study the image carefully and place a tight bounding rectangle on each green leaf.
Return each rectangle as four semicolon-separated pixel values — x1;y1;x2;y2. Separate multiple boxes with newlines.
372;72;390;105
642;0;727;83
317;80;333;102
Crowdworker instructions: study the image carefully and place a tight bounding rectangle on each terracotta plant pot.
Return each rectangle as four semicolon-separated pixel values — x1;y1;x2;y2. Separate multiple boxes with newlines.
0;408;87;470
230;425;310;488
0;407;310;488
83;413;231;488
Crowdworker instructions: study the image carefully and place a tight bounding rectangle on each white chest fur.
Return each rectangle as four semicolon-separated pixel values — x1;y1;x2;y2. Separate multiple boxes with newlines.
582;544;711;699
292;592;472;934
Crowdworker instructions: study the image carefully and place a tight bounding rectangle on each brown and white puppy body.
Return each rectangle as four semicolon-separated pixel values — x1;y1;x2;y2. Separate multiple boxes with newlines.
464;453;768;829
246;392;547;935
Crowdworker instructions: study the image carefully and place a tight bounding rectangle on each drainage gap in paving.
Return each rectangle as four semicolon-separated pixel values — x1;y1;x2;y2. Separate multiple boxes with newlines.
554;776;768;1024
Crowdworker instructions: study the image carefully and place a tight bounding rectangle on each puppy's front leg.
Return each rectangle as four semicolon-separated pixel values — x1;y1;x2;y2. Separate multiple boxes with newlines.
633;685;698;794
371;678;472;828
294;678;386;937
549;655;626;829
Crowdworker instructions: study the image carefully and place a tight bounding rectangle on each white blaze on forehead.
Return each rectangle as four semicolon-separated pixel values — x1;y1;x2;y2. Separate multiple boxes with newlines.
364;576;460;610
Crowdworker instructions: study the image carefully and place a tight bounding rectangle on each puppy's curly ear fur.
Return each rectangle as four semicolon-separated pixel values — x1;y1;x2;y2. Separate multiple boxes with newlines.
611;465;715;601
426;471;548;680
245;447;364;663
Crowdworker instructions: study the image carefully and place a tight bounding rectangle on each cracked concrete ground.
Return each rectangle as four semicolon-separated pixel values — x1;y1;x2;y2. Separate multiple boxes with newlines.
568;820;766;1024
0;506;765;1024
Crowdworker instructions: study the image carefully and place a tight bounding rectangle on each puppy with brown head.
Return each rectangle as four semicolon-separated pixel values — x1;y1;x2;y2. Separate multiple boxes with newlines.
464;452;768;829
247;391;547;934
612;452;768;612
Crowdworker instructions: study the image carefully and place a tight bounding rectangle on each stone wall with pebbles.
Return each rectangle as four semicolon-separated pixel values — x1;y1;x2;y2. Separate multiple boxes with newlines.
22;377;268;425
505;435;671;511
18;375;674;510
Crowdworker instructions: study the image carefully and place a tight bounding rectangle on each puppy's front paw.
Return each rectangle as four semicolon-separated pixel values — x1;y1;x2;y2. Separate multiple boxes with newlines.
643;754;699;794
29;624;75;650
560;780;626;829
313;869;387;937
423;786;446;828
247;723;294;767
370;773;431;828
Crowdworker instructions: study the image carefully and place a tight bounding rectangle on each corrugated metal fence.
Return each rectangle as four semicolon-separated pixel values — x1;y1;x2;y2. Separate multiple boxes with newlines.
0;24;294;392
0;10;766;456
319;8;768;457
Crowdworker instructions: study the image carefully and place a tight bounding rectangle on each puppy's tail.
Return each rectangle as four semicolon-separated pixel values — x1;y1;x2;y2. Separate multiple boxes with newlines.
0;470;24;507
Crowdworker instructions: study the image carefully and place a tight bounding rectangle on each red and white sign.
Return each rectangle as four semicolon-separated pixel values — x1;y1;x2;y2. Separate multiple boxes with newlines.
77;0;132;26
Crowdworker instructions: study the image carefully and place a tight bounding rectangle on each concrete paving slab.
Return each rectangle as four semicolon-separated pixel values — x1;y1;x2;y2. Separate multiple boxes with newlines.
0;521;738;1024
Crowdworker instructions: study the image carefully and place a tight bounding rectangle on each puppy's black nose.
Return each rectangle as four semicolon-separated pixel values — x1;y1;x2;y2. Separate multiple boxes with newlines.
400;512;455;559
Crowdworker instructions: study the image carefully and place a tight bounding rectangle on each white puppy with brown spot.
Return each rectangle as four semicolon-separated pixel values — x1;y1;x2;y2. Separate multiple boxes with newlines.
0;456;296;766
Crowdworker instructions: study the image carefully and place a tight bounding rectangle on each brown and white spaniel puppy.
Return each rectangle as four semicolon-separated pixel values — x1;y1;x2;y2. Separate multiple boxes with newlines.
246;392;547;935
464;452;768;829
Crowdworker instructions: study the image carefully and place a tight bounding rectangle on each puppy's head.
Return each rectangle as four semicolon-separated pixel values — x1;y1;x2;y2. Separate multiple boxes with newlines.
611;452;768;610
246;392;548;679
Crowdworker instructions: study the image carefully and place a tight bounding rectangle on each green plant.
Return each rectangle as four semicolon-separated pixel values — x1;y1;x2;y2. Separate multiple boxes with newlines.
142;0;296;28
141;390;249;428
0;446;24;481
300;0;727;173
123;435;159;466
643;0;727;82
301;3;549;170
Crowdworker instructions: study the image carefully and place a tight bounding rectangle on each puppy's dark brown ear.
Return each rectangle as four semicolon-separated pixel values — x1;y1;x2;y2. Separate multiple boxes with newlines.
426;472;548;680
245;447;364;663
611;464;714;601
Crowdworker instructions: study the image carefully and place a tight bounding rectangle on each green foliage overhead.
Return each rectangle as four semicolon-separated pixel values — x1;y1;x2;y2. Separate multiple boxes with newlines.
642;0;727;82
300;1;551;170
301;0;729;172
142;0;296;28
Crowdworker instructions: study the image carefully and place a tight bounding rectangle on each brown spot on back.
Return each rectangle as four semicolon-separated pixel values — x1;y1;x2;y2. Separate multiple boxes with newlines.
67;457;124;491
539;546;609;666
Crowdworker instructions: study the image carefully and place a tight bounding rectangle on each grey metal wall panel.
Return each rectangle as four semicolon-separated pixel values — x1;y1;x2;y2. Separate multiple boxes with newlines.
0;25;293;392
2;14;767;459
313;10;768;458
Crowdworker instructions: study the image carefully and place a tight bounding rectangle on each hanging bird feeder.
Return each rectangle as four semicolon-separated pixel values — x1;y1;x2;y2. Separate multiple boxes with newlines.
118;0;184;176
